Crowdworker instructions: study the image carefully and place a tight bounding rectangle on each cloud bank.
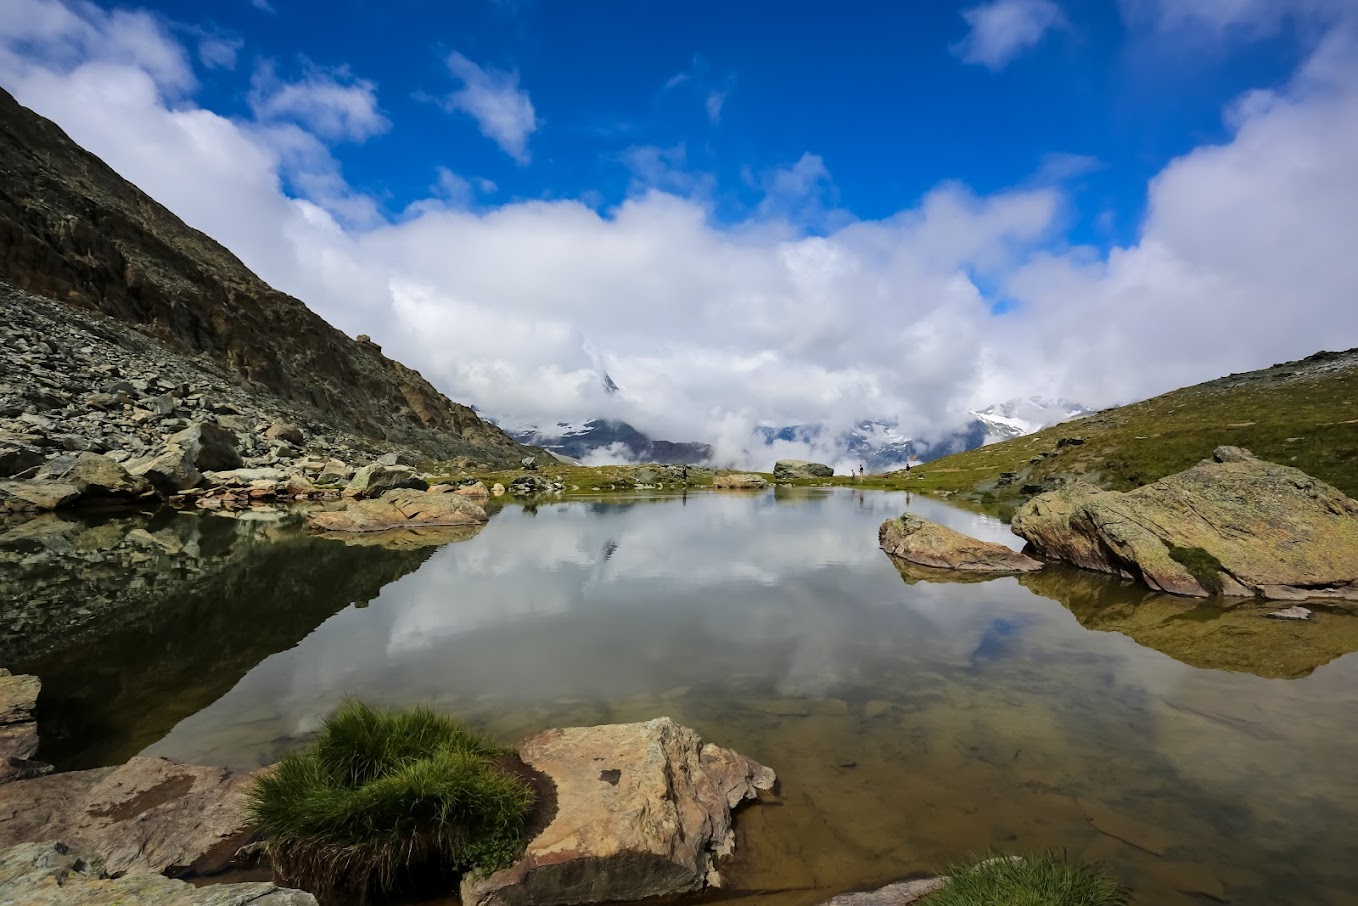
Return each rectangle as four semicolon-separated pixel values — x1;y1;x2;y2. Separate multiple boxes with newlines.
1;0;1356;468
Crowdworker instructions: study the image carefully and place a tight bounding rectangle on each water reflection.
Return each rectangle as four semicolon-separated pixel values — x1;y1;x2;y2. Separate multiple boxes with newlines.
3;491;1357;905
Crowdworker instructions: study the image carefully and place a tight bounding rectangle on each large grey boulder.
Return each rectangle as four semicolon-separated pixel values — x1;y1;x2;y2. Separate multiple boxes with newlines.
773;459;834;480
711;473;769;490
36;453;155;501
878;513;1042;573
343;463;429;498
0;756;259;877
169;421;243;473
0;669;49;785
1011;447;1358;599
0;841;317;905
461;717;776;906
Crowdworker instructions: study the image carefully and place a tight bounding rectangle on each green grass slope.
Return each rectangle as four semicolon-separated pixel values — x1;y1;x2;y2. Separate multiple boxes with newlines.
906;348;1358;504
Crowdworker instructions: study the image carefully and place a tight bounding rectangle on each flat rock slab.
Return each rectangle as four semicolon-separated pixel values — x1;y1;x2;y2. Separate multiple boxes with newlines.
308;488;487;535
461;717;776;906
1012;447;1358;599
0;841;316;905
818;878;946;906
879;513;1042;573
711;474;769;490
0;756;258;877
0;669;48;785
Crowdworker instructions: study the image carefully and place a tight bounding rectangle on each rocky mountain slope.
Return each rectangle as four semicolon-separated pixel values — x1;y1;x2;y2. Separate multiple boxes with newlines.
910;349;1358;504
0;87;533;466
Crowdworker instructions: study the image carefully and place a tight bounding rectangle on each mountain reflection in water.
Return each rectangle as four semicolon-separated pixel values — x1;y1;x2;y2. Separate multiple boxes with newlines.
3;490;1357;906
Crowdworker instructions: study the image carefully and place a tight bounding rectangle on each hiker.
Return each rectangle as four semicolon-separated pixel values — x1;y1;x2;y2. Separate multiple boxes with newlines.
859;464;865;479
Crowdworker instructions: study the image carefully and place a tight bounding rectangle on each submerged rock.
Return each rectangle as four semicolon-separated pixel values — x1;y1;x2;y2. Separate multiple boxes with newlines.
309;488;488;534
0;841;317;905
773;459;834;480
818;878;946;906
0;669;49;785
879;513;1042;573
461;717;776;906
0;756;259;877
711;473;769;490
1012;447;1358;599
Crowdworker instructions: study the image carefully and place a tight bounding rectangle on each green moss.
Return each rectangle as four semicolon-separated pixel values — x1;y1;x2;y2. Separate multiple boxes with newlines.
248;701;534;899
1168;544;1226;594
930;852;1129;906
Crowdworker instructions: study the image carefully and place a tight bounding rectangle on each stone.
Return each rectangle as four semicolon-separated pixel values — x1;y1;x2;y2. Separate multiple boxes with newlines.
817;878;947;906
203;467;288;486
264;421;305;446
168;421;243;473
376;451;416;466
773;459;835;480
130;447;203;494
0;480;81;512
508;474;552;496
491;482;506;496
343;463;429;498
520;455;538;471
461;717;776;906
0;439;43;478
0;669;48;785
711;473;769;490
1266;605;1313;621
1012;448;1358;599
309;489;488;534
316;458;354;484
0;756;259;877
0;841;318;905
147;393;175;416
36;452;155;501
878;513;1042;573
453;481;491;499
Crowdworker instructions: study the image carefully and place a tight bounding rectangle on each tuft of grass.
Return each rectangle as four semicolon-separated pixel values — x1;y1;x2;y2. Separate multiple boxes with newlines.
248;700;535;900
930;852;1129;906
1167;544;1225;594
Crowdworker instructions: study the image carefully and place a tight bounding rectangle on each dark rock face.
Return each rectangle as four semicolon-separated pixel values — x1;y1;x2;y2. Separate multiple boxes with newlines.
1011;447;1358;599
0;87;535;467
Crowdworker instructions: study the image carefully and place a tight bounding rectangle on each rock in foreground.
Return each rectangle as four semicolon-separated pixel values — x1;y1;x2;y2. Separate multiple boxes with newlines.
461;717;776;906
308;489;488;535
1012;447;1358;599
773;459;834;480
0;841;316;905
711;473;769;490
879;513;1042;573
0;756;257;877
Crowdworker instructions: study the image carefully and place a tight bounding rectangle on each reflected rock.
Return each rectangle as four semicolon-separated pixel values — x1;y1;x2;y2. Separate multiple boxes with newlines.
313;522;485;549
1012;448;1358;600
1;510;433;769
879;513;1041;574
773;486;833;504
1019;567;1358;679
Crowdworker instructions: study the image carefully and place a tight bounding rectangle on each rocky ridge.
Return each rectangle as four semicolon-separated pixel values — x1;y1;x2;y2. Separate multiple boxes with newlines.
0;87;536;469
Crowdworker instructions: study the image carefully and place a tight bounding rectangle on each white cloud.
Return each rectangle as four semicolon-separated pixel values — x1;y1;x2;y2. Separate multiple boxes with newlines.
442;51;537;163
249;61;389;142
197;34;242;71
2;2;1356;467
1120;0;1350;37
953;0;1066;70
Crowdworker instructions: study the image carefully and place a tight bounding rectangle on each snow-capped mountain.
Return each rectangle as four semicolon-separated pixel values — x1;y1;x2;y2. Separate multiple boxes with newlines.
969;397;1092;444
507;419;712;465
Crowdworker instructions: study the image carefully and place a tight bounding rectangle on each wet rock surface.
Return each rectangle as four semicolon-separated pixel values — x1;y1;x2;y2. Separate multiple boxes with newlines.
0;669;48;784
0;841;317;905
1012;447;1358;599
0;756;259;877
878;512;1042;573
461;717;776;906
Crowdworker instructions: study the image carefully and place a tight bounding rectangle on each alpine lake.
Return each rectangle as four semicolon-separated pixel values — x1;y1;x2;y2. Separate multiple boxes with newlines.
5;487;1358;905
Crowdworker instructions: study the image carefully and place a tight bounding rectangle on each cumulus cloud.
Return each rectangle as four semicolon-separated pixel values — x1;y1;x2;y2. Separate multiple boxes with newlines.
196;34;242;70
249;61;389;142
442;51;537;163
2;1;1356;468
953;0;1066;70
1120;0;1350;37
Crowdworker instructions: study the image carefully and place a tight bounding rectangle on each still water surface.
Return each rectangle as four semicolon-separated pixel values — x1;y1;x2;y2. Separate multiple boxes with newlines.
8;488;1358;905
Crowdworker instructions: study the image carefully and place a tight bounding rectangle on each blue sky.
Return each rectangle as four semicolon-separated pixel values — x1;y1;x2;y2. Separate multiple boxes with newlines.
176;0;1311;243
2;0;1357;464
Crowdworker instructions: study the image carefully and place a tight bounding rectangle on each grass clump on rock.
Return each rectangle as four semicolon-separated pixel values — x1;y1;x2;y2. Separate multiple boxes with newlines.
930;852;1129;906
248;700;535;899
1167;544;1226;594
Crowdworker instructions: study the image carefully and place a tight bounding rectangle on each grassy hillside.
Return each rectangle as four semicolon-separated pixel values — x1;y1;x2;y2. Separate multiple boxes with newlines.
900;348;1358;504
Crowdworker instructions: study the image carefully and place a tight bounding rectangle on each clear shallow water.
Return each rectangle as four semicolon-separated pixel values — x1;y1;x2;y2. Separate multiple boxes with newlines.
8;488;1358;905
